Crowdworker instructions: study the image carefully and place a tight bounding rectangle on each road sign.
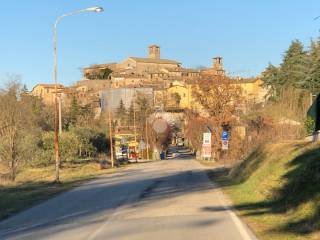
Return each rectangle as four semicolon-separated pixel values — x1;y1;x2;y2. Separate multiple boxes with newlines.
222;140;229;150
202;132;212;158
202;145;212;158
222;131;229;140
203;132;211;145
139;140;146;151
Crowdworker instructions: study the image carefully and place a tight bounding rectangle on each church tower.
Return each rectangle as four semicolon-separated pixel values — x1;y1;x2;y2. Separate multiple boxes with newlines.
148;45;160;59
212;56;225;76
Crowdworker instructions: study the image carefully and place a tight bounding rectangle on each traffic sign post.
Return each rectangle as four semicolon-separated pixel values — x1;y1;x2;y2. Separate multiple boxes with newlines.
222;140;229;150
221;130;229;167
221;130;229;151
139;139;146;151
202;132;212;160
222;130;229;141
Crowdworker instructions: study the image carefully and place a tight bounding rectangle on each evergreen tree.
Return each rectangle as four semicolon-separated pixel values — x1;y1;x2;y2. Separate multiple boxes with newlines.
280;40;309;88
116;99;126;117
261;63;281;98
116;99;127;125
21;84;28;94
303;39;320;93
70;96;79;126
127;102;134;126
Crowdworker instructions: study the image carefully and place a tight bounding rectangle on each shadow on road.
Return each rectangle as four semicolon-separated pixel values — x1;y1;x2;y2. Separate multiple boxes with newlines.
0;161;219;239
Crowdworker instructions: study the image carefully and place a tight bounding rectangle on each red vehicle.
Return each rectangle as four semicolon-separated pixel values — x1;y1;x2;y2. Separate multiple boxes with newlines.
128;146;138;160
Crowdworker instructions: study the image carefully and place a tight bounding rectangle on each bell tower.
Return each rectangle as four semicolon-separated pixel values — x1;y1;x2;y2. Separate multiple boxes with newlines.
148;45;160;59
212;56;225;76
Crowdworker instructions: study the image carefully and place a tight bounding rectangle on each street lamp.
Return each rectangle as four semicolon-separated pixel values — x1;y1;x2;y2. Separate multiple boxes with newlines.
53;6;104;183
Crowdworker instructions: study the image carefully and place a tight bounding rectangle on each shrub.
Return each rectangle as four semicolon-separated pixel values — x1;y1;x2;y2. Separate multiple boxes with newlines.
305;116;315;136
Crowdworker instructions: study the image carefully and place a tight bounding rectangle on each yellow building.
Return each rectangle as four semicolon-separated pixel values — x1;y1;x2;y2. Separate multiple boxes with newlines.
31;84;65;105
166;81;193;109
233;78;267;103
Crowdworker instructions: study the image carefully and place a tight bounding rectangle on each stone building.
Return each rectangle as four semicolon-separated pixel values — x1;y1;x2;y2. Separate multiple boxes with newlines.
82;45;200;90
84;45;180;76
31;46;267;121
31;84;66;105
200;56;225;76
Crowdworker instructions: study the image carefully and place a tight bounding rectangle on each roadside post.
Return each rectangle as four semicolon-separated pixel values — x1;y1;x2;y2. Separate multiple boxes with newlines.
201;131;212;160
139;139;146;159
221;130;229;167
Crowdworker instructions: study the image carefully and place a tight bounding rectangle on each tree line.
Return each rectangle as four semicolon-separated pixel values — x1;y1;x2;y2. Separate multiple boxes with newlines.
0;78;109;181
262;39;320;98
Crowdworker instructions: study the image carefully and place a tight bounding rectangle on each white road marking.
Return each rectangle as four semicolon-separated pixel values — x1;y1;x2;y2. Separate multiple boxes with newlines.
225;207;253;240
211;180;254;240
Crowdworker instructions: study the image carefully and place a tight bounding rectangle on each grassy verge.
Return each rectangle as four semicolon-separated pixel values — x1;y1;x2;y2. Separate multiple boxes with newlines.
0;161;125;221
196;158;218;167
207;141;320;240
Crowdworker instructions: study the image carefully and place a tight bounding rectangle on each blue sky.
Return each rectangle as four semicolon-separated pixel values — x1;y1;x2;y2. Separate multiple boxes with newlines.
1;0;320;89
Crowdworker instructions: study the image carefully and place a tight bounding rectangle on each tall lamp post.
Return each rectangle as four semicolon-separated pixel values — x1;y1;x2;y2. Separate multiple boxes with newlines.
53;6;104;183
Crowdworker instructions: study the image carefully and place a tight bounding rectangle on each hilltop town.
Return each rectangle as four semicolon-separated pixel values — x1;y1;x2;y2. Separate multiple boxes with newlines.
2;2;320;240
31;45;267;119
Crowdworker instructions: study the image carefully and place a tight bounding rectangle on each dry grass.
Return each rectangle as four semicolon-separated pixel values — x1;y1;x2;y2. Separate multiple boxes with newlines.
196;158;218;167
207;141;320;240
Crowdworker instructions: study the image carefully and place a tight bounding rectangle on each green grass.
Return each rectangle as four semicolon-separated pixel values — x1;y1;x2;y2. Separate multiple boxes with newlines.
207;141;320;240
0;162;123;221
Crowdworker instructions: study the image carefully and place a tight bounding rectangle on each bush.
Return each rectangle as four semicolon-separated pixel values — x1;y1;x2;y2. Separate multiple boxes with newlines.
70;127;108;158
35;128;109;166
305;116;315;136
37;131;79;164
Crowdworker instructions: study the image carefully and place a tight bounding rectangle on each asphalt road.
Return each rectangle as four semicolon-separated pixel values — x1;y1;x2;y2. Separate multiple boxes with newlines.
0;153;257;240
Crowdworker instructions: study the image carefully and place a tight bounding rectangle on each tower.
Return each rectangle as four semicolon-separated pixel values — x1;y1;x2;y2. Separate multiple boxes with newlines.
148;45;160;59
212;56;225;76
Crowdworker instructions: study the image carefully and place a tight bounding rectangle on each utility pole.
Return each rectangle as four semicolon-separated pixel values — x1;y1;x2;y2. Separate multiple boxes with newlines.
146;117;149;160
58;96;62;134
133;97;137;162
108;104;114;168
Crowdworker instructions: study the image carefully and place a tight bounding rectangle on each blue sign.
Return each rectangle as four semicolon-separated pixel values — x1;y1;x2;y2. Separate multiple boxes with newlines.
222;131;229;140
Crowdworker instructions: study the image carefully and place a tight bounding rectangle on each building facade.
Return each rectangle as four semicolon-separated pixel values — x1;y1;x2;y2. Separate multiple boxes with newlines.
31;84;66;105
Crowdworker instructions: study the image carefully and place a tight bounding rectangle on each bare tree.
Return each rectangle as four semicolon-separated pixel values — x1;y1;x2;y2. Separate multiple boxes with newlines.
189;74;243;161
0;79;39;180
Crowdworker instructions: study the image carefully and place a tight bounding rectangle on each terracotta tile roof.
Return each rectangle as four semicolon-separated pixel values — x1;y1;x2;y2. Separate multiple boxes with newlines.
128;57;180;65
233;78;260;83
167;68;199;73
33;84;64;88
84;63;117;70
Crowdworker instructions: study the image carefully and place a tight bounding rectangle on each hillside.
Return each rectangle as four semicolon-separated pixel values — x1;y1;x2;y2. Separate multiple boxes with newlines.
216;141;320;240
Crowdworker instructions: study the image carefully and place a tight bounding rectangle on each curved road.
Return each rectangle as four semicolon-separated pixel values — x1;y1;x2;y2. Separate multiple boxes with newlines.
0;149;257;240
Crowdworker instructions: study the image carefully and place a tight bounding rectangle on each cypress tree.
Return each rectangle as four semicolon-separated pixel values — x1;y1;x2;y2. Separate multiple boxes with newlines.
70;96;79;126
